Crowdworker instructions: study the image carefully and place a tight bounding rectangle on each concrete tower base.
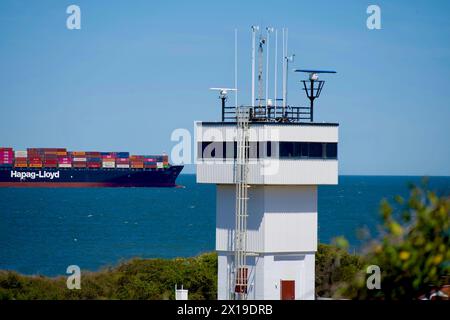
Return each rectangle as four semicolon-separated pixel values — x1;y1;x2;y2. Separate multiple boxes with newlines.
217;252;315;300
216;185;318;300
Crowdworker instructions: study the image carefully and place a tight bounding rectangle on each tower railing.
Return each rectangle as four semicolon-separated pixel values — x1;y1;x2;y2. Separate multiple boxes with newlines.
233;106;250;300
223;105;311;123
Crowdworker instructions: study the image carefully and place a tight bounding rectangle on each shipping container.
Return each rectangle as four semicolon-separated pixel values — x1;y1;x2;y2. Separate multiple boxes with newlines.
116;152;129;157
29;163;43;168
72;162;87;168
72;151;86;156
73;157;87;162
116;164;130;168
102;162;115;168
58;163;72;168
101;155;116;159
14;163;28;168
15;151;27;157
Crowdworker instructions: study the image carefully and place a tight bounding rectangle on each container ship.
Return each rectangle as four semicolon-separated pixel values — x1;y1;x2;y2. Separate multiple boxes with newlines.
0;147;183;187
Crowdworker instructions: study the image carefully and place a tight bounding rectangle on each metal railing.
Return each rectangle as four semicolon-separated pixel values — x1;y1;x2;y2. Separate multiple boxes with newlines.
223;105;311;123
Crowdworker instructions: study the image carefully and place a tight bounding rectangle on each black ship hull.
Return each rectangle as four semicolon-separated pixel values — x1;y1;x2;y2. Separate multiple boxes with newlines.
0;166;183;188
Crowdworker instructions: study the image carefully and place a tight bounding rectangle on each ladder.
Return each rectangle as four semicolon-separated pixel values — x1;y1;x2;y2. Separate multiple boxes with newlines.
233;106;250;300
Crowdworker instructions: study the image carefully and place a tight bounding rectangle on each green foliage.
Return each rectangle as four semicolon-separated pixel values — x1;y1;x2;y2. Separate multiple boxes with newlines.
0;252;217;300
342;183;450;299
315;244;363;298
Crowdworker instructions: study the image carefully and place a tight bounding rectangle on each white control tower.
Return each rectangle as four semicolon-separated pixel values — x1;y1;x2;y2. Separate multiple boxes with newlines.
196;27;338;300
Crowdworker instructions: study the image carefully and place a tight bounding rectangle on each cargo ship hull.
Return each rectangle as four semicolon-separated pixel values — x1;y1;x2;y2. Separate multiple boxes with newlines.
0;166;183;188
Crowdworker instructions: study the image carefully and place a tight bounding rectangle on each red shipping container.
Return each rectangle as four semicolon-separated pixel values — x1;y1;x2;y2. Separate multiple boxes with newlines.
73;163;86;168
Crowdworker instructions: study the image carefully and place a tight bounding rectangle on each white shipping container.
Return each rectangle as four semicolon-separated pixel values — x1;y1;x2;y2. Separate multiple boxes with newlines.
73;157;87;162
157;162;163;168
102;162;115;168
58;164;72;168
15;151;27;157
116;164;130;168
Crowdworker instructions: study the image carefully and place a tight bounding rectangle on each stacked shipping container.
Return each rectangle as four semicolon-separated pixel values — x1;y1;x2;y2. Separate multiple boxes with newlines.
0;148;170;170
86;152;101;169
101;152;115;168
71;151;86;168
14;150;28;167
0;148;14;167
116;152;129;169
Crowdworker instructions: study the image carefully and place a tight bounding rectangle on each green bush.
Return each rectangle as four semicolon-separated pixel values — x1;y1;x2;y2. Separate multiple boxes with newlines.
0;252;217;300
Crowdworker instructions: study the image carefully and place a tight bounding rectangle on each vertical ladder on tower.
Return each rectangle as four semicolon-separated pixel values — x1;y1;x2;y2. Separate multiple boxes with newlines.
233;106;250;300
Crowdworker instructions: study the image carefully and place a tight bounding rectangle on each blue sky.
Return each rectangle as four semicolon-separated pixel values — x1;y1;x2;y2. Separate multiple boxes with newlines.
0;0;449;175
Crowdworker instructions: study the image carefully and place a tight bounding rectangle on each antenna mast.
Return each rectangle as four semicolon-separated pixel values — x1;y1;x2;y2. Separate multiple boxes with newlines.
257;35;265;108
265;27;273;115
251;26;259;108
235;29;238;112
274;29;278;114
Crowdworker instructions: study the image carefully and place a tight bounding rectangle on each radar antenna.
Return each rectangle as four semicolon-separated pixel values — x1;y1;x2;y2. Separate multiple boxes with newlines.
294;69;336;122
210;88;237;121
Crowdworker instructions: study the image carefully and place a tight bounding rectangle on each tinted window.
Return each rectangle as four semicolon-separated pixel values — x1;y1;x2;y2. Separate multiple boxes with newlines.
326;143;337;159
266;142;272;157
300;142;309;157
279;142;294;157
200;142;223;158
308;143;323;158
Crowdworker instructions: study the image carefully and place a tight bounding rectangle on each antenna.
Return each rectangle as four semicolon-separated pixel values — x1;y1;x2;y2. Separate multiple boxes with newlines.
235;29;238;113
294;69;336;122
210;88;237;121
251;26;259;108
282;28;285;113
257;35;265;107
274;29;278;111
282;28;294;119
265;27;274;115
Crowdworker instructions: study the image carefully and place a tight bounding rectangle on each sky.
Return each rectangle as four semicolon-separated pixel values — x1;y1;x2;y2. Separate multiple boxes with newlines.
0;0;449;175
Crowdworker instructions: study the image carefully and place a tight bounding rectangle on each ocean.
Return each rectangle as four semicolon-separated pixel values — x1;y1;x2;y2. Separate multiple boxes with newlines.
0;175;449;276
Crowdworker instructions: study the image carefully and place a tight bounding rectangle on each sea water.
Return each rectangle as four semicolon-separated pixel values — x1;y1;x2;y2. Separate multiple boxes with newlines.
0;175;448;276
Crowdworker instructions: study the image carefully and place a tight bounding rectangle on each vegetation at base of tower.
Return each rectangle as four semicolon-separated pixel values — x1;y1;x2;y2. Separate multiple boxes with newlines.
0;252;217;300
0;245;360;300
332;182;450;300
